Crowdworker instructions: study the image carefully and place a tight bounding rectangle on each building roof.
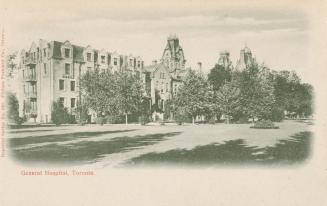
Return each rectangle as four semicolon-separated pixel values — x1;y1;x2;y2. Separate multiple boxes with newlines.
52;41;63;59
142;64;158;73
73;45;85;62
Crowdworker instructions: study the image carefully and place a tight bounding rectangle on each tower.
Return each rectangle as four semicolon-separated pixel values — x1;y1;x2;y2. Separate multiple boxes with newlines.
161;35;186;74
235;45;256;70
218;50;233;69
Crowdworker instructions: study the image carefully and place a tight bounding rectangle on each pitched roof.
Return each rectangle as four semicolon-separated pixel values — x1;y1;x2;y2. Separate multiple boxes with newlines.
142;64;157;73
52;41;63;59
72;45;85;62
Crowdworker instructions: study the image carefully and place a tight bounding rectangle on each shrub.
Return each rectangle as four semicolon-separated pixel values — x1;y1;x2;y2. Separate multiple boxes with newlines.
106;115;125;124
6;92;23;125
208;117;216;124
139;115;149;125
269;107;285;122
51;101;66;125
51;100;76;125
95;117;106;125
16;116;27;125
233;116;249;124
250;119;279;129
174;110;187;125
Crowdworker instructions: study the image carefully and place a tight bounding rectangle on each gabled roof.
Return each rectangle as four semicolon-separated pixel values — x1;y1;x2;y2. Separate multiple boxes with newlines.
51;41;85;62
72;45;85;62
142;64;157;73
52;41;63;59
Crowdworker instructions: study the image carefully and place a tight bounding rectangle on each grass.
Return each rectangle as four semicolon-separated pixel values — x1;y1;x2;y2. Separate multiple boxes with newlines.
9;130;136;147
10;132;181;166
125;131;312;166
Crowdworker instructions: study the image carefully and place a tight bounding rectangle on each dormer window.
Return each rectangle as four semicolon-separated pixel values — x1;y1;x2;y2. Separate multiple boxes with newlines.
87;53;92;62
64;48;70;58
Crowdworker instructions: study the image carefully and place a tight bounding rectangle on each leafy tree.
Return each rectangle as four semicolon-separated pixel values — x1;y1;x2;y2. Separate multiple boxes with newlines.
208;64;232;91
113;71;144;125
236;63;275;122
6;92;24;125
272;70;313;118
6;53;18;77
215;80;241;124
76;99;89;124
173;69;210;124
81;70;118;117
139;97;151;125
51;100;67;125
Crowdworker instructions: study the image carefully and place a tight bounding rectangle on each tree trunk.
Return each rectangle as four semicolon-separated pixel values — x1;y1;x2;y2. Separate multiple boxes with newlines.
226;115;230;124
192;116;195;125
125;113;128;125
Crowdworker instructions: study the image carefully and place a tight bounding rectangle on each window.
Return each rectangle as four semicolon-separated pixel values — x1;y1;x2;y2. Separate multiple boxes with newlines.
137;61;140;68
65;63;70;75
101;56;105;64
43;63;47;74
71;98;76;108
59;80;65;90
59;97;65;106
87;67;92;72
70;81;75;91
87;53;92;62
129;59;133;66
113;58;117;66
64;48;70;58
161;82;164;93
43;48;46;57
166;83;169;92
31;98;37;112
31;83;36;93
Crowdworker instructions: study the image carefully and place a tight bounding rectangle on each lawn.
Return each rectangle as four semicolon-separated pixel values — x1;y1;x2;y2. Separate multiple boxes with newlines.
6;120;312;167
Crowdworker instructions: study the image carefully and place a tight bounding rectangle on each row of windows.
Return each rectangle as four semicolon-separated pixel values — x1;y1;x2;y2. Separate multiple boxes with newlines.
156;81;170;93
59;80;75;91
23;48;48;64
86;53;141;67
59;97;76;108
159;73;165;79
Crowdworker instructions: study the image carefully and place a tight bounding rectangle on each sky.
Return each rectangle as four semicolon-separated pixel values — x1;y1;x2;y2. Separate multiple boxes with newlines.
2;2;312;83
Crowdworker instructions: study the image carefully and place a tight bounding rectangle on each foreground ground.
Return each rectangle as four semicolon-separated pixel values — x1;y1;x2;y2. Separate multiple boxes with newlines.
6;120;312;168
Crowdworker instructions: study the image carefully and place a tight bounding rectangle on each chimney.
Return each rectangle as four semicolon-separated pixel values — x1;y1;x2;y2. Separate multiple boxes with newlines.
197;62;202;71
152;60;157;65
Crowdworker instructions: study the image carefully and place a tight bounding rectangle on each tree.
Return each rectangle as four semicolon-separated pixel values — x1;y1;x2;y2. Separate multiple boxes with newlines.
272;70;313;119
6;53;18;78
76;99;89;124
173;69;210;124
215;80;241;124
6;92;24;125
51;100;67;125
139;96;151;125
236;63;275;122
208;64;232;91
113;71;144;125
81;70;118;119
